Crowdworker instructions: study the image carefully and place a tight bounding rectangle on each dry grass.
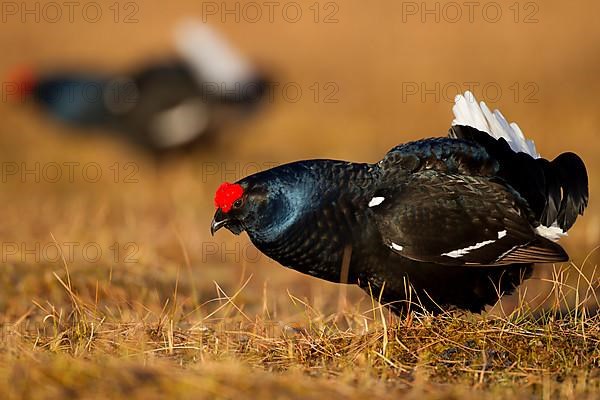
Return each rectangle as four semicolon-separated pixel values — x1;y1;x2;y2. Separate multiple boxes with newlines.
0;255;598;400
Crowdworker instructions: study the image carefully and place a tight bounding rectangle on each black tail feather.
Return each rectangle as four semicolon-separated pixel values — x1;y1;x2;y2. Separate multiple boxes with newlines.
540;152;589;231
450;125;589;231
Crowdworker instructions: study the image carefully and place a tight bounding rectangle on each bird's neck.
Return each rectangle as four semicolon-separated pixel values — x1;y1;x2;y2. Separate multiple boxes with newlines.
246;160;378;282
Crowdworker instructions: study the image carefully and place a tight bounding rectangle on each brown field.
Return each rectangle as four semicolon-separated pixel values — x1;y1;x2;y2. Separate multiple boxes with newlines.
0;1;599;399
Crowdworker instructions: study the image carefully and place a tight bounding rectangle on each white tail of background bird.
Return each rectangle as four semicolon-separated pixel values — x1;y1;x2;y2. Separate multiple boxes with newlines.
174;19;255;93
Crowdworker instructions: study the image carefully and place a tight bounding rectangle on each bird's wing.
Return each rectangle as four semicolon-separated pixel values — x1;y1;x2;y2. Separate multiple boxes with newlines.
369;170;568;266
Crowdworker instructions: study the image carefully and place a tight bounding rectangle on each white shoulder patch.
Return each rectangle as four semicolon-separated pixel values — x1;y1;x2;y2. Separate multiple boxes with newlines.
497;230;507;239
368;196;385;207
451;91;540;158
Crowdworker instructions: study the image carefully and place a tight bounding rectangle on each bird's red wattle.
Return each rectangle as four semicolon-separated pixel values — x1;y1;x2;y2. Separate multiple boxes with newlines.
214;182;244;213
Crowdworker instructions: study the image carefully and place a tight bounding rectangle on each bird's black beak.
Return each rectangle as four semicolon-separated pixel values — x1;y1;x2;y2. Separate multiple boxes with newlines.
210;209;228;236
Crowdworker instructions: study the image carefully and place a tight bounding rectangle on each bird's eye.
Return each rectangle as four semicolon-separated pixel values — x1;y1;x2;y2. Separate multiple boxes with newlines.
233;199;243;208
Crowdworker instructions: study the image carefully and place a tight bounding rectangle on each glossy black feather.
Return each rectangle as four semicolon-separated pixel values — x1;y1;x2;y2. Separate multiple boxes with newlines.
549;152;589;230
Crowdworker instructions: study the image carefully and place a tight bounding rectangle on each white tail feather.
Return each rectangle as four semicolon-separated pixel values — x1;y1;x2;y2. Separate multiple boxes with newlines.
451;91;540;158
174;19;255;91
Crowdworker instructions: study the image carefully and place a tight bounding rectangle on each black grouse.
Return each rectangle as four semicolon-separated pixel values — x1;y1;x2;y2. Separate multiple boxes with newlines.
7;20;269;153
211;91;589;313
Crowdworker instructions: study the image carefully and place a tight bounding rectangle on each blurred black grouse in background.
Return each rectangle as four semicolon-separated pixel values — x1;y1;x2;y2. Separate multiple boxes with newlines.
211;92;589;313
7;21;269;153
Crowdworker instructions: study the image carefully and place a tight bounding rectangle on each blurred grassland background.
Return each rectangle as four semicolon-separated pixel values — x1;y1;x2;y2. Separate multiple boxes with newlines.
0;1;599;399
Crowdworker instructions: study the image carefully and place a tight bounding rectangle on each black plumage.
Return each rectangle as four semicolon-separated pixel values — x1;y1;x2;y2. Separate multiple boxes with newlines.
211;97;589;314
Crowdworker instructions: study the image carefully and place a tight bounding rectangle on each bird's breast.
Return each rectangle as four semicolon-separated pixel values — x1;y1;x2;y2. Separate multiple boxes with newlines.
250;196;372;283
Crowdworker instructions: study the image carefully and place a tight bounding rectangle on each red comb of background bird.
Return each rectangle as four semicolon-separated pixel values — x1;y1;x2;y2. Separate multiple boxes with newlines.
5;64;36;101
214;182;244;213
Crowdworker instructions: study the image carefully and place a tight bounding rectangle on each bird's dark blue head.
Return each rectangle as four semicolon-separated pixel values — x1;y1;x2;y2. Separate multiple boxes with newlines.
210;176;294;240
